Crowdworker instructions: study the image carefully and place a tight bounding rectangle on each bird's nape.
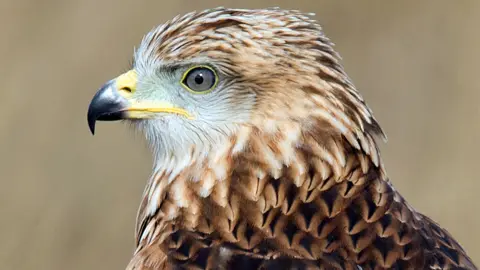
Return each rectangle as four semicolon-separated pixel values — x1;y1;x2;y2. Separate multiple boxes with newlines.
87;7;477;270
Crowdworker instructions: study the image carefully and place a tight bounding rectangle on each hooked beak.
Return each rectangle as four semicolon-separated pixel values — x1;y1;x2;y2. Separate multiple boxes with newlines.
87;70;193;135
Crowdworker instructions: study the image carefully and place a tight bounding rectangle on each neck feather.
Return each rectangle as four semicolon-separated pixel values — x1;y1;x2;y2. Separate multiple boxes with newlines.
136;116;387;241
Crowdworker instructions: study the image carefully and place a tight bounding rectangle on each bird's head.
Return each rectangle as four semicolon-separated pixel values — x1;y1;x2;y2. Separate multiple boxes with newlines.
88;8;384;176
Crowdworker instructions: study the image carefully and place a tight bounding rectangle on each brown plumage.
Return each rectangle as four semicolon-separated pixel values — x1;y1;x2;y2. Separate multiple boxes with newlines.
87;7;477;270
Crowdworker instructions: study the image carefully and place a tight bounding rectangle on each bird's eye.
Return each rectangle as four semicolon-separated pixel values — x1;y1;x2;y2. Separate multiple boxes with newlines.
181;66;218;93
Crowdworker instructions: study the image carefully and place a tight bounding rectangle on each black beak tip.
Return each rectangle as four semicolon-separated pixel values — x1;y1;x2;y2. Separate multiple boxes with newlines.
87;101;127;135
87;82;128;135
87;105;97;135
88;118;96;135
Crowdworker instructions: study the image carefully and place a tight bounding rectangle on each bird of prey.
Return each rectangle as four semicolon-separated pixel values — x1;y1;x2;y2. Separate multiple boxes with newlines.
87;7;476;270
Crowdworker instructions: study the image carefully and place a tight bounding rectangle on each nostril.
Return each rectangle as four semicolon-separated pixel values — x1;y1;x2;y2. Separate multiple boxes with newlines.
120;87;133;93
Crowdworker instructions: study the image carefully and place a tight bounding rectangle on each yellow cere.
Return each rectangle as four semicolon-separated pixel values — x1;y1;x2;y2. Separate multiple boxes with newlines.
114;69;194;120
115;70;138;97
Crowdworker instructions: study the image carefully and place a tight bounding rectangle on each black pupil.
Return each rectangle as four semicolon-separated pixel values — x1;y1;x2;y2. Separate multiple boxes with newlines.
194;73;204;84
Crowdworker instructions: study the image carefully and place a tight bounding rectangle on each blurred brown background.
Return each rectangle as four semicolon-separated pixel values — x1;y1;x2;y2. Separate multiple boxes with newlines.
1;0;479;269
